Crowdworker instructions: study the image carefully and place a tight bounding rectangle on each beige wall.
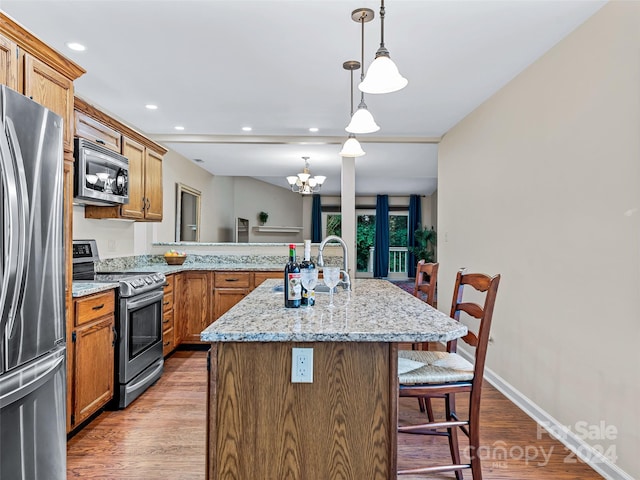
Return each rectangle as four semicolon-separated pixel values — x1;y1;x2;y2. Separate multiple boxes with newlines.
233;177;304;243
438;2;638;478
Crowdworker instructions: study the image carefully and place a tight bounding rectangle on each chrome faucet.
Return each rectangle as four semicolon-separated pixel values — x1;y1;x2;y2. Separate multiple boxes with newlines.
317;235;351;291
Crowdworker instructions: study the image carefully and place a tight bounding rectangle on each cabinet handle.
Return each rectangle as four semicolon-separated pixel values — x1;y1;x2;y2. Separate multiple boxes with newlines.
163;318;170;324
163;341;171;347
225;278;239;282
163;301;170;305
92;304;105;310
95;139;106;145
142;197;146;211
146;198;151;211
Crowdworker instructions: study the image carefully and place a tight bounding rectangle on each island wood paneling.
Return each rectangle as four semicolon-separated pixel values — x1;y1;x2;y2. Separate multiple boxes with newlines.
210;341;393;480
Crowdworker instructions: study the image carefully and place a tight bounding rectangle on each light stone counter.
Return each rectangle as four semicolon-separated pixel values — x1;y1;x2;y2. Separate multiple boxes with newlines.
201;278;467;343
72;281;119;298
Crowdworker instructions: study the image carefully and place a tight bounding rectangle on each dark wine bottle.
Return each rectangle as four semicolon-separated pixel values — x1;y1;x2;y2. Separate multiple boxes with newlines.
300;239;315;306
284;244;301;308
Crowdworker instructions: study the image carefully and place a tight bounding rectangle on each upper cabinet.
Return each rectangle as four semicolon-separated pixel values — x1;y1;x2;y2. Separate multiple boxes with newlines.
0;13;85;154
77;97;167;222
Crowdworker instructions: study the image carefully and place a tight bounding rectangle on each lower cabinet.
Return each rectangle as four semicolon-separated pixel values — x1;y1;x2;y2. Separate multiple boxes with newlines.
162;274;176;356
177;271;212;344
213;272;251;319
69;290;116;431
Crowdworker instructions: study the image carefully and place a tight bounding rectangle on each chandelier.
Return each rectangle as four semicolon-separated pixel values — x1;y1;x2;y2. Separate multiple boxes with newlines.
286;157;326;195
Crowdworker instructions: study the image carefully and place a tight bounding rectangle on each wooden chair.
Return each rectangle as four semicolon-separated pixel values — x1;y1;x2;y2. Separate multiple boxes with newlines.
398;269;501;479
411;260;439;417
413;260;438;309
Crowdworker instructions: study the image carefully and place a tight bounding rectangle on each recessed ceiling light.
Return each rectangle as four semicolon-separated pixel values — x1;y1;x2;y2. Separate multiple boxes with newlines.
145;104;158;110
174;126;185;131
66;42;86;52
309;127;319;133
242;126;252;132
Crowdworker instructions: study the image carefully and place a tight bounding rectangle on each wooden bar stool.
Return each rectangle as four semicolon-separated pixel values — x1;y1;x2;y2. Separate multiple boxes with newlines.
398;268;501;479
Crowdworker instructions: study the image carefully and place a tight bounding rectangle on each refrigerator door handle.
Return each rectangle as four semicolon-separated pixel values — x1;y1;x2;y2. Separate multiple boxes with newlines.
0;351;64;408
2;116;29;338
0;117;22;337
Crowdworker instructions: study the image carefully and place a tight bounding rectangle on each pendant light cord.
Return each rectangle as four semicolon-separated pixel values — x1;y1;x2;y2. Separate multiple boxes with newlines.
350;68;355;117
379;0;386;49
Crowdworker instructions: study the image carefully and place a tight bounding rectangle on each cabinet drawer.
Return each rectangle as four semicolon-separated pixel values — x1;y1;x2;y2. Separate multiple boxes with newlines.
214;272;251;288
162;308;174;331
75;290;116;326
162;327;174;357
75;111;121;153
163;274;175;294
163;291;174;312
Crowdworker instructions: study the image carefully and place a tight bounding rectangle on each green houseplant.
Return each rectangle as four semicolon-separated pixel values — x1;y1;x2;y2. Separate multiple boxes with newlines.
408;226;437;263
258;211;269;225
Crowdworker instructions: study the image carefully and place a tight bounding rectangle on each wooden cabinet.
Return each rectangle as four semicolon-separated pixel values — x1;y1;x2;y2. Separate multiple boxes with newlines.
23;54;75;152
213;272;250;319
144;149;163;220
177;272;212;344
162;274;176;356
78;97;167;222
253;271;282;288
75;110;121;152
0;35;18;90
69;290;116;430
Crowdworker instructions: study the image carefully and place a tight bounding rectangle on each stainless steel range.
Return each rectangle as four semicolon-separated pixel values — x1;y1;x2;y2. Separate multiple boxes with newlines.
72;240;165;408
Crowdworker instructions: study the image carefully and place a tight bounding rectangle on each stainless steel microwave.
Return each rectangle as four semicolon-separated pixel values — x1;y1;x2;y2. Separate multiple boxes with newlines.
74;138;129;205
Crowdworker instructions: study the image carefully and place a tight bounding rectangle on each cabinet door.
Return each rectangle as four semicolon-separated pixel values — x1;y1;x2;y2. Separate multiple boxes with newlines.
144;149;163;221
179;272;211;343
73;316;115;427
253;271;282;289
75;111;121;152
23;54;74;153
214;288;250;319
0;34;18;90
120;136;145;219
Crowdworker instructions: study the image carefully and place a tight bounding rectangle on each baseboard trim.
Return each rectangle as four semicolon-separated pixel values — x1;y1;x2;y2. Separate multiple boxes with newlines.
457;347;633;480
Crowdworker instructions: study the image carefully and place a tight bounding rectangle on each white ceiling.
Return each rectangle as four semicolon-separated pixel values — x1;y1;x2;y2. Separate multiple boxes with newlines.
3;0;605;196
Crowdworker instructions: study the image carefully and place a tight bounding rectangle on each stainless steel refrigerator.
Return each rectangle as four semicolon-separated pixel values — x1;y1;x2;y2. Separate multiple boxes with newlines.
0;85;66;479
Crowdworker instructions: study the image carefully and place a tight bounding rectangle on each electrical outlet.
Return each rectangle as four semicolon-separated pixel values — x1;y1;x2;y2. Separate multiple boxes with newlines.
291;347;313;383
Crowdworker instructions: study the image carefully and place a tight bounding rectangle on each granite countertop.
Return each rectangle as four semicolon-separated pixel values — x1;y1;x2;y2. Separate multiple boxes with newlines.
201;279;467;343
72;281;119;298
73;263;283;297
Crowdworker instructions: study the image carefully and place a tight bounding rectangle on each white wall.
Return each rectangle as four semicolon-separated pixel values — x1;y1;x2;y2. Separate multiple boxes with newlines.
438;3;638;478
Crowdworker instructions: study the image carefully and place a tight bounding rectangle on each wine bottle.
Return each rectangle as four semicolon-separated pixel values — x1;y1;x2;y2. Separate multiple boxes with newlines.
284;244;301;308
300;239;315;306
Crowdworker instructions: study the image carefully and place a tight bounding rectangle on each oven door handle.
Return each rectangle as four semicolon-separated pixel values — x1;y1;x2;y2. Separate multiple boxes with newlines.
125;289;164;311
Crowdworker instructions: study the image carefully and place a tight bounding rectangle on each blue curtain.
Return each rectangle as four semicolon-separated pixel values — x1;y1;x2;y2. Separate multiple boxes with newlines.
311;194;322;243
374;194;389;278
407;194;422;278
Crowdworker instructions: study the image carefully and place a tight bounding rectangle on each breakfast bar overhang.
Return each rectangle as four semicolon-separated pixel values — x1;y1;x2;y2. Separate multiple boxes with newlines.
201;279;467;480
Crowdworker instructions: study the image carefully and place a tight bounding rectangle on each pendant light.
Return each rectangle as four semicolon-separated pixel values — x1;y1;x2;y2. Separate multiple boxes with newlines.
359;0;408;94
346;8;379;134
340;61;366;158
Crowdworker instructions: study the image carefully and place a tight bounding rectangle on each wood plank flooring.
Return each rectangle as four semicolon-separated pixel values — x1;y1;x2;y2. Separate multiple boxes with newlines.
67;350;603;479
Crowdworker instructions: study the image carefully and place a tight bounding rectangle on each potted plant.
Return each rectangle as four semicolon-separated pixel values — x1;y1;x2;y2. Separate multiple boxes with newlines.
408;226;437;263
258;211;269;225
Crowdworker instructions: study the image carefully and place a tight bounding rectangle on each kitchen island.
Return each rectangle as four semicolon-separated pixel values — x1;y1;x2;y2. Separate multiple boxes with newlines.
201;279;467;480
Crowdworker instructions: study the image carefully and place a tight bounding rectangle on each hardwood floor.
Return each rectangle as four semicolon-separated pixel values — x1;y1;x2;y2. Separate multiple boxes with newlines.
67;350;602;479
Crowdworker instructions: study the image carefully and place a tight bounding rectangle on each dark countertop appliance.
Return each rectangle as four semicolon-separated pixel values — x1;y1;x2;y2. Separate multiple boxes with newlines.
72;239;165;408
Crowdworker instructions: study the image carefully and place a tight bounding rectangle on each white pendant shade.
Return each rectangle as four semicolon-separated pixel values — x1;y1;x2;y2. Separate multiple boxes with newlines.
359;54;408;94
346;104;380;134
340;136;366;157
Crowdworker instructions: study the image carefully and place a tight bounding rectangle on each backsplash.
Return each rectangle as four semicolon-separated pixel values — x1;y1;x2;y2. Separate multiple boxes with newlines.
96;254;343;272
